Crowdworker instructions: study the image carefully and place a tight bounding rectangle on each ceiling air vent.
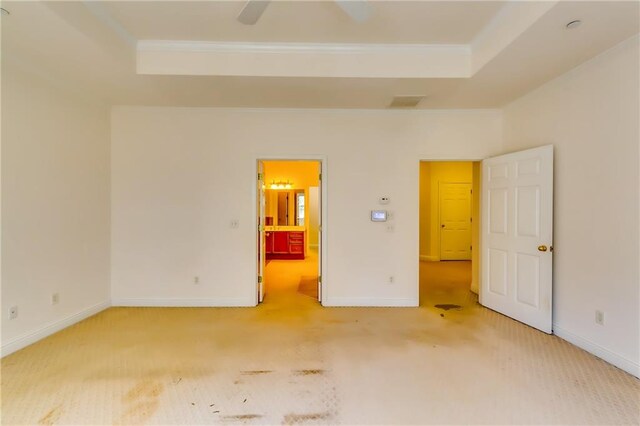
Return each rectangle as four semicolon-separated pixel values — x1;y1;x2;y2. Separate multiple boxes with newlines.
388;95;426;109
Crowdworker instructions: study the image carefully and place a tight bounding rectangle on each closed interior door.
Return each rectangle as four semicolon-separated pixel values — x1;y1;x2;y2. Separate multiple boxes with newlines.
481;145;554;333
440;182;472;260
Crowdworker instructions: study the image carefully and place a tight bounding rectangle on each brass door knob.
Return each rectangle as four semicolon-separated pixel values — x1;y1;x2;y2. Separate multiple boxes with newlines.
538;245;548;252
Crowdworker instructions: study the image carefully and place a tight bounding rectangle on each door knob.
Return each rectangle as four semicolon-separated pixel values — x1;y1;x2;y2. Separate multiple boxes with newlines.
538;245;548;252
441;224;445;228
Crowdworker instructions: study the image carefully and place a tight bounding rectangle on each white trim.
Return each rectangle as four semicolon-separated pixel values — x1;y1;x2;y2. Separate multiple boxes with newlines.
114;105;502;116
419;254;440;262
111;298;254;307
553;324;640;378
323;297;418;307
1;301;110;357
138;40;470;54
137;42;470;78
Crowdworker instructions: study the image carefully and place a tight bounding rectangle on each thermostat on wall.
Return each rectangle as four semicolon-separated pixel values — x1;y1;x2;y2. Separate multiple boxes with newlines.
371;210;388;222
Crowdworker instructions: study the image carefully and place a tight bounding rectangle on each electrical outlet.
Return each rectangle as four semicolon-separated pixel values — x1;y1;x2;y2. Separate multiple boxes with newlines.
230;220;239;229
388;276;394;284
194;276;200;285
51;293;60;305
386;224;394;233
9;306;18;320
595;310;605;325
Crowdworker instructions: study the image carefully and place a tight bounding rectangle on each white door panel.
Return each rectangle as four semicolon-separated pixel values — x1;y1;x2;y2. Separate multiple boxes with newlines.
440;182;472;260
481;145;553;333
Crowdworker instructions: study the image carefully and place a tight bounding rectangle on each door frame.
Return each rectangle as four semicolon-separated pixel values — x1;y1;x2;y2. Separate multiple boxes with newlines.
254;155;328;306
419;159;483;295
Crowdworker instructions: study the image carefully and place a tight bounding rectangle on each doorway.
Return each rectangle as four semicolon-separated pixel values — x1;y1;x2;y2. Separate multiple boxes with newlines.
256;160;323;306
419;146;554;333
419;161;480;309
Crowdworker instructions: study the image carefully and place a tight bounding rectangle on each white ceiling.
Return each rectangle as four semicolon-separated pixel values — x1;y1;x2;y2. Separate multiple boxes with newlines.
102;1;504;44
2;1;639;109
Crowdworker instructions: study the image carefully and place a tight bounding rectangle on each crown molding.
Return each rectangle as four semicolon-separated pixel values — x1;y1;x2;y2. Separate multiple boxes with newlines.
138;40;470;54
137;41;471;79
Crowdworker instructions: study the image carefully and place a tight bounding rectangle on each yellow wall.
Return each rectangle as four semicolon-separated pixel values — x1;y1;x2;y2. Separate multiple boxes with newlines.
263;161;319;190
308;187;319;247
419;163;432;259
471;162;481;294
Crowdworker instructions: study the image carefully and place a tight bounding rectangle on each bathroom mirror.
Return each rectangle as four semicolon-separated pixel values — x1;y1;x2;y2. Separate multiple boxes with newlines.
265;189;305;227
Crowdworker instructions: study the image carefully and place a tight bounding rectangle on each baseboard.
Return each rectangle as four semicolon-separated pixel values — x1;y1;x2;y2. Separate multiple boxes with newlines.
111;298;255;307
553;324;639;378
323;297;418;307
419;255;440;262
1;301;110;358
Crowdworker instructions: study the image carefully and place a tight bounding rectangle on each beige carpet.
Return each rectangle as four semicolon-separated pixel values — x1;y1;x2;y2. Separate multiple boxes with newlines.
2;259;639;425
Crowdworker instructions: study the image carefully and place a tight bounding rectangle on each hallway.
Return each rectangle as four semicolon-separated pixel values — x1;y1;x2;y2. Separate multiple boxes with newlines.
1;261;638;424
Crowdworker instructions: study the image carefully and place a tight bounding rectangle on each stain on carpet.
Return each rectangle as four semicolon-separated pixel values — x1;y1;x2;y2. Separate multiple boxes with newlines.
293;369;324;376
240;370;273;375
283;411;331;424
434;304;462;311
38;404;63;425
223;414;263;420
117;379;164;425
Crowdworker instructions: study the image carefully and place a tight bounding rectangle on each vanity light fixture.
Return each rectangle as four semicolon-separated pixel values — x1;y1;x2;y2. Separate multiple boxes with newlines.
270;180;293;190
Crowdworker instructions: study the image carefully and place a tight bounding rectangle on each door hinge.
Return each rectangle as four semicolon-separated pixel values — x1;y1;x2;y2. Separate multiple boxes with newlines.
318;275;322;284
319;173;322;181
470;217;472;223
470;189;473;194
258;224;264;232
258;173;263;181
470;245;472;251
258;275;263;283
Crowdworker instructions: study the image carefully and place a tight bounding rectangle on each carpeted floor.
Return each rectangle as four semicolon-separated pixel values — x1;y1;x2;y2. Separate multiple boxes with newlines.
1;258;638;425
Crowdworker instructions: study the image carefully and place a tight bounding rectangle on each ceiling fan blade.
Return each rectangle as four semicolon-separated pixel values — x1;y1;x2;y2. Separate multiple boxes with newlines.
334;0;371;23
237;0;271;25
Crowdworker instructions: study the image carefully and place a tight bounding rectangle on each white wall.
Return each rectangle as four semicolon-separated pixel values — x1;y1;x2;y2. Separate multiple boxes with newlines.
1;60;111;356
111;108;503;307
503;35;640;376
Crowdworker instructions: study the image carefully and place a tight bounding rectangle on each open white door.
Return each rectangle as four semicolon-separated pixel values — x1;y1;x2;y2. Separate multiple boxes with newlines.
317;162;322;303
481;145;553;333
257;161;266;303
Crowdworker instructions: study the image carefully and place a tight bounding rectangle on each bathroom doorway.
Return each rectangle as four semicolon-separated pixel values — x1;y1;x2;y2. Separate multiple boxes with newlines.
256;160;323;306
